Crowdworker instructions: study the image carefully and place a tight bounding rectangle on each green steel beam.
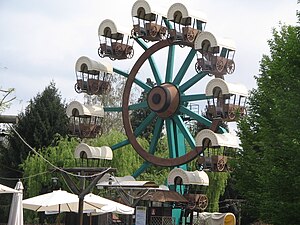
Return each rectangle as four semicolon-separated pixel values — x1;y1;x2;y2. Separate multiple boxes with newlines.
180;106;227;133
134;111;157;136
181;94;211;102
104;101;148;112
129;101;148;111
133;118;163;178
111;139;130;150
166;119;177;158
165;45;175;82
173;48;197;85
135;39;162;85
149;118;164;154
113;67;151;92
132;162;150;178
179;71;208;93
173;115;196;149
104;107;122;112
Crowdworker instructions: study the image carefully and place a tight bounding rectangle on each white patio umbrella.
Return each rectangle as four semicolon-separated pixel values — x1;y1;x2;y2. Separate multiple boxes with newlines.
8;180;24;225
45;193;134;215
0;183;19;194
84;193;134;215
23;189;109;225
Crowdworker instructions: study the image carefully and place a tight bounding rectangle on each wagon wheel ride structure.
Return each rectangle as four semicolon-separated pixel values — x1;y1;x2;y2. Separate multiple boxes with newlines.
69;1;247;224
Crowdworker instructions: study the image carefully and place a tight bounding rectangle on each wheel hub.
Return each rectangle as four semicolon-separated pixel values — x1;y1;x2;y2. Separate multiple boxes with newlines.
147;83;180;118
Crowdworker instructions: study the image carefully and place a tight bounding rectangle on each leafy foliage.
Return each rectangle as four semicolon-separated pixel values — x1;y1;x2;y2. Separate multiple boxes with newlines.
22;135;79;198
235;23;300;225
0;82;69;178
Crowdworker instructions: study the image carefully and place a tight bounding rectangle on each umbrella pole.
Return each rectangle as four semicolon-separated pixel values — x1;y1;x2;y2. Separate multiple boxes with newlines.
89;213;92;225
58;204;60;225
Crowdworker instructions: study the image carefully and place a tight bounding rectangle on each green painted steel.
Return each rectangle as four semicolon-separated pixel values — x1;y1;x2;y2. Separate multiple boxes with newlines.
165;45;175;82
134;111;156;136
104;101;148;112
113;67;151;92
179;71;208;92
132;118;164;177
173;48;197;85
135;39;163;85
111;139;129;150
166;119;177;159
132;161;150;178
173;115;196;149
149;118;164;154
180;106;227;133
181;94;211;102
104;106;122;112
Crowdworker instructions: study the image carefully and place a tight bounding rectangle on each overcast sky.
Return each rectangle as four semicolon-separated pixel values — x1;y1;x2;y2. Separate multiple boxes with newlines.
0;0;298;116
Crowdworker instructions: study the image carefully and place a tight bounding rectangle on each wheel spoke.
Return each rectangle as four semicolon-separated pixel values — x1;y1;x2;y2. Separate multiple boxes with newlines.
166;119;177;158
111;139;130;150
179;71;208;93
135;39;163;85
173;115;195;149
113;67;151;92
104;106;122;112
104;101;148;112
133;111;157;136
135;37;149;51
128;101;148;111
132;162;150;178
173;48;197;85
181;94;211;102
179;106;227;133
165;45;175;82
149;118;164;154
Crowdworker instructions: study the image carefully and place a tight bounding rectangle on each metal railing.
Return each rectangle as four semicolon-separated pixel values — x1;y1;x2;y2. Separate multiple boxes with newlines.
150;216;175;225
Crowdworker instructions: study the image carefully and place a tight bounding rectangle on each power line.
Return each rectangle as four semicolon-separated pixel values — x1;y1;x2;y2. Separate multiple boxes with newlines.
8;124;111;178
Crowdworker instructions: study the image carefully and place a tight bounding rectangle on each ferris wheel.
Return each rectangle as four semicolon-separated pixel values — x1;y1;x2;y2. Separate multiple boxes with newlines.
68;1;247;177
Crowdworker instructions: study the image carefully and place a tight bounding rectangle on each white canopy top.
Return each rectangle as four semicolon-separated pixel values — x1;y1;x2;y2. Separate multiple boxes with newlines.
131;0;166;20
66;101;104;118
194;31;236;51
167;3;207;24
74;143;113;160
205;78;248;97
97;174;158;188
98;19;129;40
75;56;113;74
195;129;241;149
0;184;19;194
167;168;209;186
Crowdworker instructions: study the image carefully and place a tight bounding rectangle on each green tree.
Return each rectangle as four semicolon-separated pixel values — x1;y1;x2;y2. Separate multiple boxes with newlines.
0;82;69;178
235;22;300;225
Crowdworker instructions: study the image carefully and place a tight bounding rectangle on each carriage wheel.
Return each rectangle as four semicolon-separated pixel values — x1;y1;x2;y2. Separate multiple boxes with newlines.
149;25;158;38
97;47;105;58
187;30;195;43
91;82;99;94
228;111;236;120
216;59;224;73
115;44;123;57
197;195;208;211
131;28;138;38
195;61;202;73
74;83;82;93
159;27;168;40
217;157;226;171
126;46;134;59
226;60;235;74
